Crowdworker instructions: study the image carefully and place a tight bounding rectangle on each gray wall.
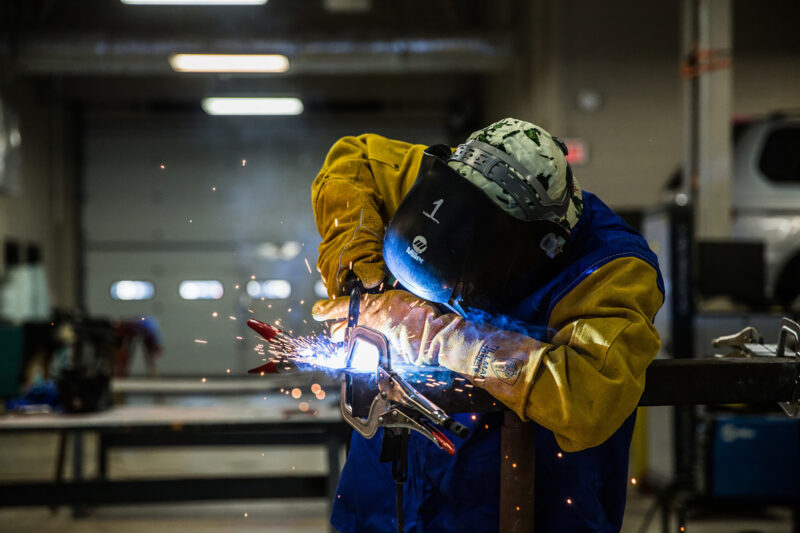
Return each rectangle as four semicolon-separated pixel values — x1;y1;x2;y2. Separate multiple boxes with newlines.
488;0;800;209
0;85;78;309
83;112;446;376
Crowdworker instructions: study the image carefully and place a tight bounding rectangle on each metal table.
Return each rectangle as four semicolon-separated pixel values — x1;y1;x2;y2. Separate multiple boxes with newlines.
0;394;349;523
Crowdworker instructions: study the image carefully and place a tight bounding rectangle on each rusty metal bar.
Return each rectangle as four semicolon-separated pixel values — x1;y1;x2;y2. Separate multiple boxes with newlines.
499;412;536;532
350;357;798;417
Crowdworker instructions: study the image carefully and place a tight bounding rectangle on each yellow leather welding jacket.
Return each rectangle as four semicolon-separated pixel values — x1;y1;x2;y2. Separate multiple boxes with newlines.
312;133;663;451
312;135;427;295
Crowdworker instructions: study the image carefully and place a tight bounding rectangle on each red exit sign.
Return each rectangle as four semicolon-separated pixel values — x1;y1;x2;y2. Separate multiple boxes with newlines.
562;138;588;166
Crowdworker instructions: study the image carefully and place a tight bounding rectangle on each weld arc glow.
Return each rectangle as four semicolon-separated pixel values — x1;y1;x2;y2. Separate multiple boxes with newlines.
348;339;381;372
169;54;289;73
294;338;379;373
201;97;303;116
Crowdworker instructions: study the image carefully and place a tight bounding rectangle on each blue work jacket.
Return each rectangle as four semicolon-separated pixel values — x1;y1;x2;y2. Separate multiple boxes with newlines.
331;192;664;533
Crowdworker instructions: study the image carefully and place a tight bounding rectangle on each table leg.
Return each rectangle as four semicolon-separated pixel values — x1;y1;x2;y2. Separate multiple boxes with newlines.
50;430;68;514
327;432;342;533
71;430;87;518
98;432;108;481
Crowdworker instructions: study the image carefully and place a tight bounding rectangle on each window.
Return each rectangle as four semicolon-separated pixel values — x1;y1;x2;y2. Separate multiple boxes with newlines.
314;280;328;299
179;280;224;300
110;280;155;301
246;279;292;299
759;127;800;184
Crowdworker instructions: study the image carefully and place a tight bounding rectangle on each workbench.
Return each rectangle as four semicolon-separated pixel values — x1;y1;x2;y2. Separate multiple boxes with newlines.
0;383;348;520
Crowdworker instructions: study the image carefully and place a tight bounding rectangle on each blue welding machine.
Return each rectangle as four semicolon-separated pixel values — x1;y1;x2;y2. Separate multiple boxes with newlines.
709;415;800;498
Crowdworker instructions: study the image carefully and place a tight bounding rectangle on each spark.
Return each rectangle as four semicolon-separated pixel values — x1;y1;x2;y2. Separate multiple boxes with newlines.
229;316;236;320
557;452;563;458
566;498;572;505
211;186;216;191
630;478;637;485
304;258;312;274
242;159;247;166
471;414;477;421
201;378;207;383
194;339;208;344
251;275;256;280
236;336;243;340
159;164;165;169
244;513;248;517
334;218;338;227
512;463;517;468
226;369;230;373
212;312;218;318
189;219;193;223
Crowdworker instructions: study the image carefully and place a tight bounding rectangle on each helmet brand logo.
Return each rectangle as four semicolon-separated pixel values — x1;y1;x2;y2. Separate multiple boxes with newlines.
405;246;424;264
412;236;428;254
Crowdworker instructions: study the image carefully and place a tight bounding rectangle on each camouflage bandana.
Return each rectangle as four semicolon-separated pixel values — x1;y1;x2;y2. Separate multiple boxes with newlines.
447;118;583;230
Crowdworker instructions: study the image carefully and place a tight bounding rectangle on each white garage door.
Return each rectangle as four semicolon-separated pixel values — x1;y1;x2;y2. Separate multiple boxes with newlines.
83;113;445;376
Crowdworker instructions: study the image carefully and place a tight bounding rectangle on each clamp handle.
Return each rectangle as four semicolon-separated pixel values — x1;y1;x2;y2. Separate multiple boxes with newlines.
778;318;800;418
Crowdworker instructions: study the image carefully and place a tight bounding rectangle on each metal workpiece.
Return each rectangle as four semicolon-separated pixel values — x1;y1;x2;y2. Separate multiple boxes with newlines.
347;356;800;417
499;412;536;533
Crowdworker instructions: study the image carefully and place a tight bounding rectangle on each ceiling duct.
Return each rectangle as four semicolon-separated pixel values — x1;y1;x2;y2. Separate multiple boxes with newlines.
2;35;512;76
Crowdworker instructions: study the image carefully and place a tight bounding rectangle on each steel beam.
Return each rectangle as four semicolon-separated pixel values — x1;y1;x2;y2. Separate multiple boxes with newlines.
350;357;799;417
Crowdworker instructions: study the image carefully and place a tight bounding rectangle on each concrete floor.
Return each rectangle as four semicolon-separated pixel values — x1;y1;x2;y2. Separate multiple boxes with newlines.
0;432;794;532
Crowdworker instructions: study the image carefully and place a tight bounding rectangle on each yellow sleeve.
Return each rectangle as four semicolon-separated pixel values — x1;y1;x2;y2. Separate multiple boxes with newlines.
311;134;427;296
480;257;663;452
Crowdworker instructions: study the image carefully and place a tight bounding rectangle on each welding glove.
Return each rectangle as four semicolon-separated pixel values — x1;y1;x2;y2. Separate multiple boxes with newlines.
313;290;446;366
315;258;663;453
312;134;427;297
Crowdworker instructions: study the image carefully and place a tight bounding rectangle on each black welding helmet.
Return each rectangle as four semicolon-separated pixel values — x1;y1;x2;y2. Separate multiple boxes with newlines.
383;131;577;316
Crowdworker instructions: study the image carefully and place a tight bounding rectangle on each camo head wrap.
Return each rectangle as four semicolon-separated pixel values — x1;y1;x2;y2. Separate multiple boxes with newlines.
447;117;583;230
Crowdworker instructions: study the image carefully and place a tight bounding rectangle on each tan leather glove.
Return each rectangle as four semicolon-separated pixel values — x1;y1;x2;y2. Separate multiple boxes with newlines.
312;290;447;366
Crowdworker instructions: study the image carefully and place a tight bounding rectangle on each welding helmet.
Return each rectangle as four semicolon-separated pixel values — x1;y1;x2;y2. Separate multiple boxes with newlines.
383;118;582;315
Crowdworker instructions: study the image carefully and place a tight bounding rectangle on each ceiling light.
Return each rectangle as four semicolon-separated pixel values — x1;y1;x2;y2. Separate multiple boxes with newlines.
201;97;303;116
169;54;289;73
122;0;267;5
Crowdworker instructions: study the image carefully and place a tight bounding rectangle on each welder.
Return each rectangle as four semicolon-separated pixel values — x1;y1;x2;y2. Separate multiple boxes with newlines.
311;118;664;532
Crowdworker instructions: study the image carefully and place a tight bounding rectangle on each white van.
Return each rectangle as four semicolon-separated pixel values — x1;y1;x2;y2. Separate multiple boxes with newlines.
731;116;800;311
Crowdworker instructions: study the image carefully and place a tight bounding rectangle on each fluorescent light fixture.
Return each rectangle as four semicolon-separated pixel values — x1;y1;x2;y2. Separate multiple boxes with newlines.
202;97;303;116
122;0;267;5
169;54;289;73
110;280;155;301
179;280;224;300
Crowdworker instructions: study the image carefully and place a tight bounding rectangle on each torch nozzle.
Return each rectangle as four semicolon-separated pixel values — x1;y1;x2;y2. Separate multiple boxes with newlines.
443;418;469;438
